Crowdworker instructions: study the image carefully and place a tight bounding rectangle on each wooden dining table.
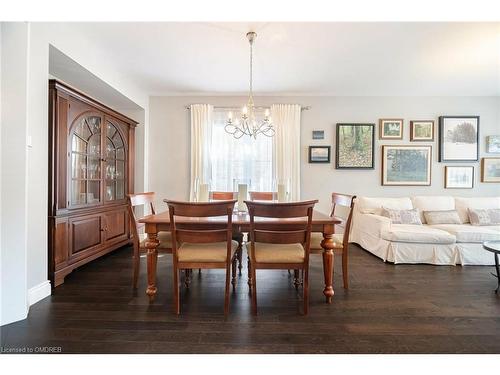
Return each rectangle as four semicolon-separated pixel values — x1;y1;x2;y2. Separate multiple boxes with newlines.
139;209;342;303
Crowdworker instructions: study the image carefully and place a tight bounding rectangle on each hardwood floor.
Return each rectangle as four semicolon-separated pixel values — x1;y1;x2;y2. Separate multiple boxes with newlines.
2;244;500;353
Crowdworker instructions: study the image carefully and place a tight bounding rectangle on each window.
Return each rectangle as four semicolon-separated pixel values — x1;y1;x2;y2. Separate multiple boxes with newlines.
210;108;273;192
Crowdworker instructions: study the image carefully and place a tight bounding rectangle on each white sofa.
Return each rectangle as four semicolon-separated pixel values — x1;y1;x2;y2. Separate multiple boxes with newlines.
350;196;500;265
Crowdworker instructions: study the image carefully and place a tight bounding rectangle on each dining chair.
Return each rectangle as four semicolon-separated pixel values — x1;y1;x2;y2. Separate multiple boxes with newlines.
209;191;243;274
127;192;173;288
245;200;318;315
310;193;356;289
249;191;275;201
166;199;238;316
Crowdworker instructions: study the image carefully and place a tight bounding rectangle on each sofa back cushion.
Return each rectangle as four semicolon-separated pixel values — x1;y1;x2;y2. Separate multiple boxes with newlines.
356;197;413;216
411;196;455;224
455;197;500;223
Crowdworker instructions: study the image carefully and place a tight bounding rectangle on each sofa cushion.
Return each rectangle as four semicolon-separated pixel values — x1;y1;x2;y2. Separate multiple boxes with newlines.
383;208;422;225
455;197;500;223
423;210;461;225
428;224;500;243
381;224;456;244
411;196;455;224
356;197;413;215
468;208;500;226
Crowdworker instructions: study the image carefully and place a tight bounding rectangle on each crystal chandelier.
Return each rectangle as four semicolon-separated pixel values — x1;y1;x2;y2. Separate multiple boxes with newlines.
224;32;274;139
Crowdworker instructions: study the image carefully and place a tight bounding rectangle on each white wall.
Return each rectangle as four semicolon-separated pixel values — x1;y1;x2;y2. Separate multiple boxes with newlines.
1;23;29;326
149;95;500;214
0;22;150;325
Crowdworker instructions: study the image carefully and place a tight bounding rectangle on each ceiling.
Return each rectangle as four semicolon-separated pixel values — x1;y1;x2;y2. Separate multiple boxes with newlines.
66;22;500;96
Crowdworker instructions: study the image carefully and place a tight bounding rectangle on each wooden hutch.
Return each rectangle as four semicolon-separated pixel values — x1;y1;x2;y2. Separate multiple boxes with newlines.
48;80;137;286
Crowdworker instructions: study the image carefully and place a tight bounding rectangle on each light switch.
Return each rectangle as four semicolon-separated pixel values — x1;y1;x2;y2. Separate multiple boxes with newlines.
27;135;32;148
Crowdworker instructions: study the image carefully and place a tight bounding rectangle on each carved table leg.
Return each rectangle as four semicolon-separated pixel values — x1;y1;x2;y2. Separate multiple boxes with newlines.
321;225;335;304
145;231;160;302
185;269;191;289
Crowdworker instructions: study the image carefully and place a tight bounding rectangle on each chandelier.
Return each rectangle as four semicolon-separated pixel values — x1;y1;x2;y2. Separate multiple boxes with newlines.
224;32;275;139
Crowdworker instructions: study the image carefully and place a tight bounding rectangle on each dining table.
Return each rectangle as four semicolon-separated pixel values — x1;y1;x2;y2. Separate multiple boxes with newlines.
139;209;342;303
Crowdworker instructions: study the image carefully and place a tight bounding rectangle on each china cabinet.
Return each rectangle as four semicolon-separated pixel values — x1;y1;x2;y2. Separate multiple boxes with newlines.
48;80;137;286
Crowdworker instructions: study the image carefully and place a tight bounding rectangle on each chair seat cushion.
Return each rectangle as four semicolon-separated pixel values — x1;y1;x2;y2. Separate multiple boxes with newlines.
177;240;238;263
428;224;500;243
252;242;305;264
381;224;456;244
140;231;173;249
310;232;344;250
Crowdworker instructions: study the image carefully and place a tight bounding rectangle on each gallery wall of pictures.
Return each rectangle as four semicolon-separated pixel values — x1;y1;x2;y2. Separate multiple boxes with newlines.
309;115;499;189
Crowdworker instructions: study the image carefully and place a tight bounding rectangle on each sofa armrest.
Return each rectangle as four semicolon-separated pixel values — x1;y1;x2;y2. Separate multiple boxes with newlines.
351;212;392;239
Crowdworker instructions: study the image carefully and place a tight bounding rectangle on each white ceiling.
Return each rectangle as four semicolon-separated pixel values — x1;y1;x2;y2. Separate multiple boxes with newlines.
67;22;500;96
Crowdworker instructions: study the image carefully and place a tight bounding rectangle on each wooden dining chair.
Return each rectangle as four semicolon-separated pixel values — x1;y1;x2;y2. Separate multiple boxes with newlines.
209;191;243;274
249;191;275;201
127;192;173;288
310;193;356;289
166;199;238;316
245;200;318;315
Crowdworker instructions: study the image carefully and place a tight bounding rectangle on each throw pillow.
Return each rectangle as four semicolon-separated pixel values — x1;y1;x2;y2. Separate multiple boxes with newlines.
423;210;462;225
468;208;500;226
382;207;422;225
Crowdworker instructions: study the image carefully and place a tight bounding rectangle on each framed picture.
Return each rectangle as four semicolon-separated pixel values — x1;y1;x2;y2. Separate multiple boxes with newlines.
445;166;474;189
335;123;375;169
438;116;479;162
382;145;432;186
308;146;331;163
481;157;500;182
410;120;434;141
486;136;500;153
379;119;403;140
312;130;325;140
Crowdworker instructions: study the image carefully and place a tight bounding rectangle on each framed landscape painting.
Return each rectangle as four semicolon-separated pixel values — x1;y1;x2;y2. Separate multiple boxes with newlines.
486;136;500;153
335;123;375;169
410;120;434;141
481;157;500;182
438;116;479;162
308;146;331;163
445;166;474;189
379;119;403;140
382;145;432;186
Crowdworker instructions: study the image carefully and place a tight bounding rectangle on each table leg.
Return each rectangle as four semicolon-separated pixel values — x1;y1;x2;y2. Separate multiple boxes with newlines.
495;253;499;294
145;231;159;302
321;224;335;303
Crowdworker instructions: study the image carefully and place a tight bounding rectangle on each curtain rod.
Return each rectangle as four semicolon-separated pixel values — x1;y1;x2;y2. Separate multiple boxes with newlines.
185;105;311;111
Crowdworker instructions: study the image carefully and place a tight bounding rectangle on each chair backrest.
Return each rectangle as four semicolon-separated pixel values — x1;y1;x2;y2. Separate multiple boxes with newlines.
210;191;236;200
330;193;356;247
165;200;237;260
249;191;275;201
127;192;156;245
245;200;318;246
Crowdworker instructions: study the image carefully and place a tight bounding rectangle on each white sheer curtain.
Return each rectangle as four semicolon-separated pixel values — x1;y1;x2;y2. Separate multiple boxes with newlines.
211;108;273;192
189;104;213;201
272;104;301;201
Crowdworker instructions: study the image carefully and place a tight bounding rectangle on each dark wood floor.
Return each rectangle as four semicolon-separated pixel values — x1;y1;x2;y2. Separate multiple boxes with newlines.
2;244;500;354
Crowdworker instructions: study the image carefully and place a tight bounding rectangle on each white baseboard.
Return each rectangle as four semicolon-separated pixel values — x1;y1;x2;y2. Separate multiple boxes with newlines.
28;280;51;306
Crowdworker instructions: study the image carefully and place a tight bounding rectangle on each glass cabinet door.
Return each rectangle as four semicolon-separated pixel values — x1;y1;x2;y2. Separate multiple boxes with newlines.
70;115;102;206
104;119;127;202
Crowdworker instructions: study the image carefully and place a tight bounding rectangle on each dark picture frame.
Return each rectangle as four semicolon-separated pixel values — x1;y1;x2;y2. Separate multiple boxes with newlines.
438;116;479;162
335;123;375;169
308;146;331;163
